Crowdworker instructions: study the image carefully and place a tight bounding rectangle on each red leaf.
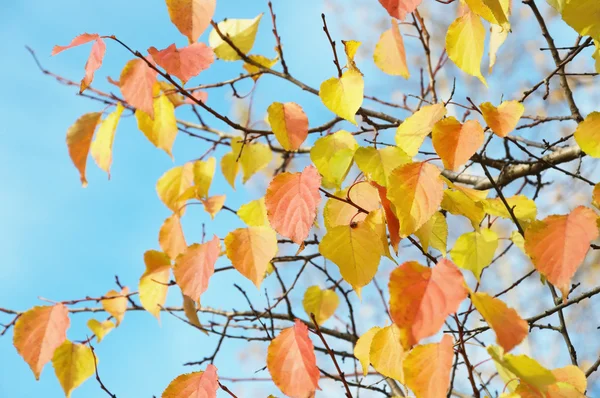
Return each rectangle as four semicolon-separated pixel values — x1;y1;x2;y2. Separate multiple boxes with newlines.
373;182;401;253
119;58;158;117
267;320;320;398
148;43;214;83
162;364;218;398
378;0;423;20
389;259;467;348
52;33;106;93
265;165;322;245
13;304;70;380
174;236;221;302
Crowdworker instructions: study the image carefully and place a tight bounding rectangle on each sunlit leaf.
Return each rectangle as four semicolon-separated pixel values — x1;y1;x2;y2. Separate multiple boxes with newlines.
451;228;499;280
52;340;95;398
120;58;158;117
267;102;309;151
174;236;220;302
369;324;406;383
323;182;380;229
377;0;422;20
225;227;278;287
432;116;484;171
201;195;226;219
209;15;263;61
162;364;219;398
574;111;600;158
238;197;270;227
91;103;124;178
480;100;524;138
159;214;187;260
415;211;448;256
446;10;487;86
66;112;102;187
135;94;178;158
403;335;454;398
148;43;214;83
374;19;409;78
395;103;447;157
165;0;216;44
52;33;106;93
354;146;411;187
319;70;364;125
303;286;339;324
483;195;537;223
139;250;171;319
243;54;279;80
156;163;194;212
310;130;359;189
354;326;381;377
86;319;115;343
101;287;129;326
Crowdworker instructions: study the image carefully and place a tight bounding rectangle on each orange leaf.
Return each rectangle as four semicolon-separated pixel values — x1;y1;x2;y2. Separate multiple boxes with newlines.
139;251;171;319
432;117;484;171
225;227;278;287
159;214;188;260
378;0;423;20
267;102;309;151
480;100;524;138
524;206;598;297
373;182;401;253
148;43;214;83
101;287;129;326
174;236;221;302
389;259;467;348
166;0;216;44
201;195;226;219
267;320;320;398
265;165;322;244
471;292;528;352
387;162;444;236
403;334;454;398
374;19;409;78
323;181;380;229
162;364;218;398
66;112;102;187
119;58;158;117
52;33;106;93
13;304;70;380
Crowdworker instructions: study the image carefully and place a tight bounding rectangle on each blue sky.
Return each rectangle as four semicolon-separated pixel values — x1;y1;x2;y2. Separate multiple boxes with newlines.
1;0;599;396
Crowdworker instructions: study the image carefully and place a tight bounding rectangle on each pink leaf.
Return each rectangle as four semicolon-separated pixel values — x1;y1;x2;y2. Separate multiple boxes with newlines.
52;33;106;93
174;236;220;302
378;0;422;20
51;33;99;55
184;91;208;105
119;58;158;117
148;43;214;84
265;165;322;245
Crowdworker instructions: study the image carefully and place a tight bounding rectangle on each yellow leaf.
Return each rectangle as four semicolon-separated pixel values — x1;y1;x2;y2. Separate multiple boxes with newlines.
182;294;207;333
101;287;129;326
593;182;600;209
238;197;270;227
343;40;362;72
230;138;273;183
354;146;411;187
471;292;528;352
323;182;380;229
156;163;194;212
387;162;444;236
66;112;102;187
159;81;186;108
480;100;525;138
91;103;124;178
192;157;216;198
319;220;383;292
221;151;240;189
303;286;340;324
139;250;171;320
552;365;587;393
135;95;178;158
364;209;393;260
369;324;406;383
319;69;364;125
52;341;95;398
432;116;484;171
395;103;447;156
489;23;508;73
354;326;380;377
415;211;448;256
374;19;409;78
510;230;526;253
443;177;490;201
488;346;556;392
201;195;226;219
310;130;359;189
574;111;600;158
465;0;510;29
451;228;499;280
483;195;537;223
86;319;115;343
159;213;187;260
209;15;263;61
267;102;309;151
225;226;278;287
441;188;486;230
243;55;279;80
446;10;487;86
550;0;600;41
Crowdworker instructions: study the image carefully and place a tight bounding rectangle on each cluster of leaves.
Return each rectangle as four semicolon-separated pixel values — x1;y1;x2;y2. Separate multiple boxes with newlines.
4;0;600;397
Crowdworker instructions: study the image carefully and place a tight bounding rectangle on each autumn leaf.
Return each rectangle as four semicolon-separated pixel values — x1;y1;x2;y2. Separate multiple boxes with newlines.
139;250;172;319
524;206;598;297
52;33;106;93
66;112;102;187
162;364;219;398
464;0;510;29
480;100;525;138
302;286;339;325
365;208;394;259
323;182;380;229
174;236;220;302
389;259;467;348
136;94;178;158
354;326;381;377
441;188;486;230
148;43;214;83
488;346;556;393
52;340;95;397
201;195;226;219
319;220;383;292
267;102;309;151
310;130;359;189
387;161;444;236
483;195;537;223
446;10;487;86
548;0;600;42
373;183;401;253
395;103;447;156
354;146;411;187
159;214;187;260
471;292;528;352
220;151;240;189
489;23;508;73
403;334;454;398
225;227;278;287
209;15;263;61
182;294;205;331
156;163;194;212
165;0;216;44
432;117;484;171
120;58;158;117
101;287;129;326
374;19;409;78
192;157;216;198
267;320;320;398
243;54;279;80
319;70;364;125
238;197;270;227
369;324;406;382
378;0;422;20
228;139;273;184
13;304;70;380
415;211;448;256
342;40;362;72
91;103;124;178
450;228;499;280
574;111;600;158
265;165;321;244
87;319;115;343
